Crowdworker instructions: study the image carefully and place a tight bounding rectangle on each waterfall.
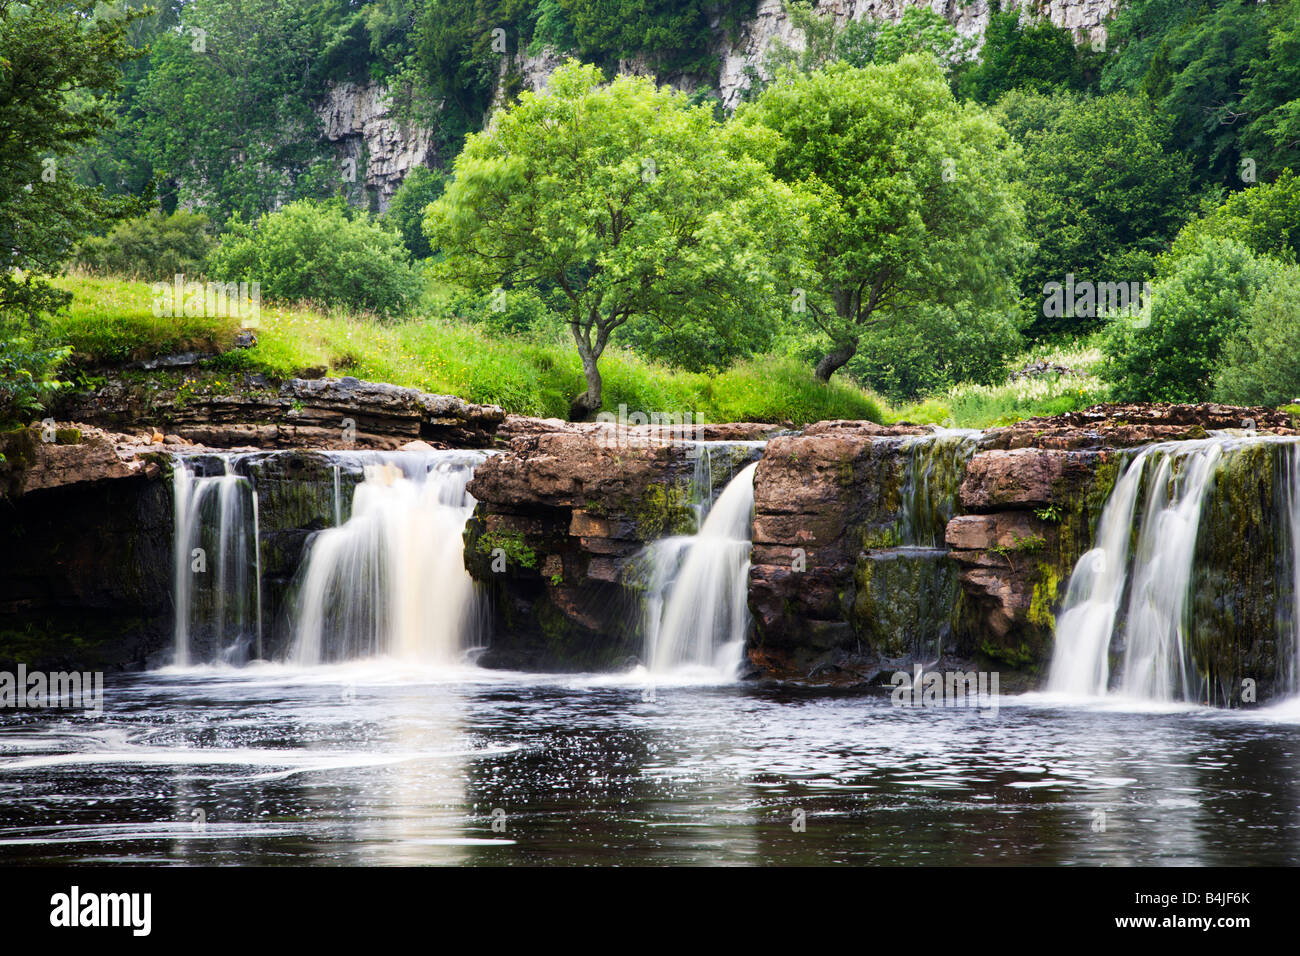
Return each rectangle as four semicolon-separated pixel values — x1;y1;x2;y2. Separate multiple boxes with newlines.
896;430;981;548
639;461;759;677
172;456;262;666
1047;437;1287;702
287;450;488;666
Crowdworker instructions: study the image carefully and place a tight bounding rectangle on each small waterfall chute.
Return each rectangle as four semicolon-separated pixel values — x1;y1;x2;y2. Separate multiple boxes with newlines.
639;460;759;678
172;456;262;666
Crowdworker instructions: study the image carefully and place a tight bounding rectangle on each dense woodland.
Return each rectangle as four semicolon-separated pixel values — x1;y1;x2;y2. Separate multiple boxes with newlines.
3;0;1300;424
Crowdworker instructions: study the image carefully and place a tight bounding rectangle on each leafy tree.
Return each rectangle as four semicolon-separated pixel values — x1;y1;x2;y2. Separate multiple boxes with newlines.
1214;261;1300;406
1166;170;1300;267
995;90;1198;337
740;56;1027;382
73;211;213;279
136;0;344;221
425;60;806;418
1103;236;1272;402
848;302;1023;402
1102;0;1277;189
1;0;144;420
957;1;1101;103
1239;0;1300;181
383;166;446;259
208;200;418;316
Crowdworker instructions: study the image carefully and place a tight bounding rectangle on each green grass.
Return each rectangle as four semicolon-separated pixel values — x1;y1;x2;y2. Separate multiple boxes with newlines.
889;341;1111;428
47;275;885;425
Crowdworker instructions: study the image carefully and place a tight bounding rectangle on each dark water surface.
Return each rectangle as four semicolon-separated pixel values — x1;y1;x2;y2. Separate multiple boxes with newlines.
2;663;1299;865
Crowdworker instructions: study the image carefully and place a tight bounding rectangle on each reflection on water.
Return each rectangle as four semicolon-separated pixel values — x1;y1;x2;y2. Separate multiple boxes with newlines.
1;664;1299;865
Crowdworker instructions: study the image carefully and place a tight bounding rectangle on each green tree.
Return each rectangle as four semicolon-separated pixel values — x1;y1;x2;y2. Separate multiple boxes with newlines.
996;90;1198;337
137;0;343;221
1;0;145;419
1166;169;1300;267
425;60;806;418
1103;236;1272;402
1214;261;1300;406
383;166;446;259
208;200;418;316
957;1;1101;103
1102;0;1278;189
74;210;213;279
740;56;1027;381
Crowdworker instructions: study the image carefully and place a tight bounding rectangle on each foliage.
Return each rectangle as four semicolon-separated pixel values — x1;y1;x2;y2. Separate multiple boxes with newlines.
1103;237;1274;402
73;211;214;280
1213;262;1300;406
1101;0;1296;188
425;60;805;416
207;200;419;316
383;166;446;259
740;56;1026;382
1166;170;1300;267
847;301;1022;402
957;1;1101;103
754;2;970;97
995;90;1198;337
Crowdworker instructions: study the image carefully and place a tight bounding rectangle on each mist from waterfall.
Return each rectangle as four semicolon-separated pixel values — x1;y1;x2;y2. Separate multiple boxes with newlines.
639;460;759;679
287;451;488;666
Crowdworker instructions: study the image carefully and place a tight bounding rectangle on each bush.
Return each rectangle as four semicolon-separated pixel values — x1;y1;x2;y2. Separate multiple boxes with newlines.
382;167;446;260
72;211;213;281
1214;262;1300;406
207;200;419;316
848;302;1022;402
1103;237;1274;403
0;325;70;424
1166;170;1300;269
444;286;556;337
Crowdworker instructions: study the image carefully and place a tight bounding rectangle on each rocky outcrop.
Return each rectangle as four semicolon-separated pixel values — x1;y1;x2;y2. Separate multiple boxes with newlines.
716;0;1118;108
317;80;437;211
59;375;505;450
747;422;974;683
464;432;764;669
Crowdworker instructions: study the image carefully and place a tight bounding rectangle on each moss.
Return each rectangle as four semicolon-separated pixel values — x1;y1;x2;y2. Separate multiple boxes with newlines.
979;638;1036;669
631;481;694;539
53;427;82;445
1028;563;1062;629
476;528;538;569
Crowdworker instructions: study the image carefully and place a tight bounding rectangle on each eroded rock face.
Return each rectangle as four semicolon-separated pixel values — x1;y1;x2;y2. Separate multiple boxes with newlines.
747;423;975;684
59;375;505;450
316;80;437;212
464;433;763;670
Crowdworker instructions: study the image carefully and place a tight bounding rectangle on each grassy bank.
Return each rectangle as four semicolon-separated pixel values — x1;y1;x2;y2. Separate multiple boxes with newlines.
48;276;886;425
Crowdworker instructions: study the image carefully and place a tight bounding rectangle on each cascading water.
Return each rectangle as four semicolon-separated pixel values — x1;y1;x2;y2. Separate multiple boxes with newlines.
172;456;263;666
287;450;488;666
1048;436;1300;702
639;461;759;678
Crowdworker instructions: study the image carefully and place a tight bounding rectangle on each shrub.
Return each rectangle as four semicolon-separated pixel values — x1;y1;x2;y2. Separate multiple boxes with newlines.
72;211;213;281
1214;262;1300;406
848;302;1022;402
0;326;71;424
382;167;446;260
207;199;419;316
1103;237;1273;402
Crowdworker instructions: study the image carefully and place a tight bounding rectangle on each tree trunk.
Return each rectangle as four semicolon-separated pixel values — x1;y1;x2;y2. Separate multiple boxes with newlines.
814;339;859;383
568;326;604;421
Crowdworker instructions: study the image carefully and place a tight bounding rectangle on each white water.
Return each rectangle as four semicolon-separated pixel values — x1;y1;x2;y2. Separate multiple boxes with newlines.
288;451;488;666
172;457;262;667
1048;438;1243;701
640;461;759;678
